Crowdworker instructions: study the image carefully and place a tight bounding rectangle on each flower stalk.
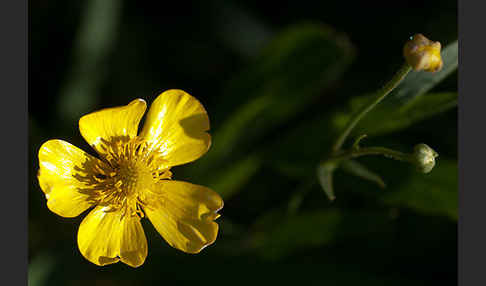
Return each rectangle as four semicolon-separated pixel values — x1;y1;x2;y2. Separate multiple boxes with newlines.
330;146;413;164
317;34;443;200
331;63;412;152
323;143;438;175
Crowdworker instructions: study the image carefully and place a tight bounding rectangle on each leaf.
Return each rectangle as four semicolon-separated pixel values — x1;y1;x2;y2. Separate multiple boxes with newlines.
207;154;262;199
317;162;337;201
253;209;342;260
389;40;458;103
287;180;316;215
28;253;55;286
187;22;355;200
252;209;397;261
340;159;386;189
380;159;457;220
193;22;355;173
58;0;123;121
264;111;339;179
351;92;458;136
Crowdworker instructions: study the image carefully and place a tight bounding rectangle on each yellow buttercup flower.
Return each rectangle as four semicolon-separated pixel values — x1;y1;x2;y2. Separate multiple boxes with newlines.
37;89;223;267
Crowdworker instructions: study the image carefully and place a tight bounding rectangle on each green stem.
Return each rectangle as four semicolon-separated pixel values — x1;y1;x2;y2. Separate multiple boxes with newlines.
329;146;414;165
332;63;412;152
287;179;316;215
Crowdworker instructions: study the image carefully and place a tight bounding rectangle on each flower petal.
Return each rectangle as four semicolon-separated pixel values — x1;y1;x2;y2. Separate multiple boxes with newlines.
38;139;99;217
144;180;223;254
79;99;147;155
139;89;211;167
77;206;148;267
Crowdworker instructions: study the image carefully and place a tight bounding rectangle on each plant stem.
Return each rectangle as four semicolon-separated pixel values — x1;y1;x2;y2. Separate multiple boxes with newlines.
330;146;414;164
332;63;412;152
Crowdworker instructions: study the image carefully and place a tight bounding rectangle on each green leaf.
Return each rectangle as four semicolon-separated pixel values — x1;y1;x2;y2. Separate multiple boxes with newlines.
193;22;355;172
207;154;262;199
253;209;342;260
28;253;55;286
252;209;397;260
58;0;122;121
341;159;386;189
381;159;457;220
187;22;355;200
287;180;316;215
350;91;457;136
263;110;339;179
317;162;337;201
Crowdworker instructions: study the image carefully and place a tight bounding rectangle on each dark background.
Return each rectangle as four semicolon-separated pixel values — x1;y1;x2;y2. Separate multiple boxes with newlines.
29;1;457;285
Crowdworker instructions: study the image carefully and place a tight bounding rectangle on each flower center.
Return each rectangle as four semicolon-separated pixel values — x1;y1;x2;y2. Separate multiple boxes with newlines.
78;137;172;217
117;161;154;195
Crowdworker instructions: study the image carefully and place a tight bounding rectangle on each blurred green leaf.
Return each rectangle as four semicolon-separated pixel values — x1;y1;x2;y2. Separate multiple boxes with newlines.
190;22;355;199
207;153;262;199
287;180;316;215
58;0;122;121
317;162;337;201
28;253;55;286
381;159;458;220
345;91;458;137
341;159;386;189
194;22;355;171
253;209;342;260
389;40;458;103
211;1;273;58
264;111;338;178
252;209;398;260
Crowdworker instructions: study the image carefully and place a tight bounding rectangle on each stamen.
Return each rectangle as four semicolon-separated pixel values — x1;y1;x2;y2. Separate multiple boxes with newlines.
77;137;171;219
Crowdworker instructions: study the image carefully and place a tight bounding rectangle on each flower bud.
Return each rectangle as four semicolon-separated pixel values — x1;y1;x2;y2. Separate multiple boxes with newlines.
403;34;443;72
412;143;438;173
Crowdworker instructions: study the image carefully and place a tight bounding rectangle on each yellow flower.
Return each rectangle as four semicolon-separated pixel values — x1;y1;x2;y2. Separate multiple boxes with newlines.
37;89;223;267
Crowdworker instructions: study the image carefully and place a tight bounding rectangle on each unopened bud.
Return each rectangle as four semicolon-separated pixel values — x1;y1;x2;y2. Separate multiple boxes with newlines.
403;34;443;72
412;143;438;173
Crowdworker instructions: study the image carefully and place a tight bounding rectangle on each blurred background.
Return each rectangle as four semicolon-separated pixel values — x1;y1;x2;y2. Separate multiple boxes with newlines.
29;1;457;285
